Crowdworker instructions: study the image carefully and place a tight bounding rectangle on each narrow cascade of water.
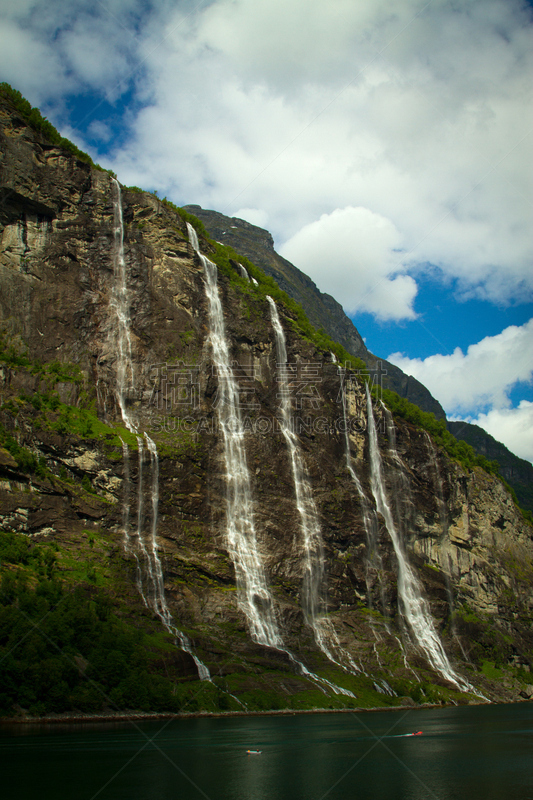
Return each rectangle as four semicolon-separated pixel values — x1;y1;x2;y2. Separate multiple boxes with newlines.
238;263;250;281
380;403;417;543
144;434;211;680
120;437;132;552
338;369;387;614
267;297;359;678
133;436;151;602
365;384;469;689
110;178;135;431
108;184;208;679
188;223;282;649
267;301;324;619
423;432;449;536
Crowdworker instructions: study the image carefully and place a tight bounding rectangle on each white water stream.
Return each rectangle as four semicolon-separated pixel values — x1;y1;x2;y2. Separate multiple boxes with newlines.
338;368;387;613
365;384;469;689
189;231;353;696
109;181;209;679
267;297;359;681
238;263;250;282
110;179;135;431
188;223;282;649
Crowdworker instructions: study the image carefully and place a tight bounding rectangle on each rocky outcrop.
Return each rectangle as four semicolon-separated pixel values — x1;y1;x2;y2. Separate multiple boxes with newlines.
1;91;533;709
447;420;533;514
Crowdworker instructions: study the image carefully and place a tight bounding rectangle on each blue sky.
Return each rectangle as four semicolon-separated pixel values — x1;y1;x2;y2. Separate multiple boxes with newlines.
1;0;531;461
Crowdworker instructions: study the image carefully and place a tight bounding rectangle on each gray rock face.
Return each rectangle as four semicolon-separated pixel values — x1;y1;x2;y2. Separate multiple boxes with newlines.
1;93;533;703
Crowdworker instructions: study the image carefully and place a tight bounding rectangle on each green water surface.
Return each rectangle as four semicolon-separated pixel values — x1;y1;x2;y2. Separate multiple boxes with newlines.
1;703;532;799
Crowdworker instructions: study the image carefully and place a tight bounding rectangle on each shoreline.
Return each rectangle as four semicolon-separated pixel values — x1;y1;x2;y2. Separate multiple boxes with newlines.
0;701;485;727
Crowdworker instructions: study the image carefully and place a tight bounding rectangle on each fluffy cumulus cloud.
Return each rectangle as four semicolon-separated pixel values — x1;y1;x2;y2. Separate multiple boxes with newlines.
388;317;533;414
2;0;531;321
468;402;533;464
279;206;416;320
0;0;149;106
115;0;531;301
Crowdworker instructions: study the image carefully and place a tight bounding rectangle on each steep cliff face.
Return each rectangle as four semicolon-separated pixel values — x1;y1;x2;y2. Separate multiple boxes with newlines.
1;93;533;715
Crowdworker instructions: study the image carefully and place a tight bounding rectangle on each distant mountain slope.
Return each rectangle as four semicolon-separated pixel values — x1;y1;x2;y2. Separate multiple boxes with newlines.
184;205;446;419
447;421;533;514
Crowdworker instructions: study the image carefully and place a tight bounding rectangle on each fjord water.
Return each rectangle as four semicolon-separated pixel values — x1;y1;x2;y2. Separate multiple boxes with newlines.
2;704;532;800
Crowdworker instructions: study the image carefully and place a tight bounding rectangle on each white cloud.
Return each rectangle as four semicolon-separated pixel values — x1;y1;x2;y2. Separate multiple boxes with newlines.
467;402;533;464
1;0;532;322
105;0;532;315
0;0;146;105
388;318;533;415
87;120;112;142
279;206;416;321
232;208;269;228
0;20;71;104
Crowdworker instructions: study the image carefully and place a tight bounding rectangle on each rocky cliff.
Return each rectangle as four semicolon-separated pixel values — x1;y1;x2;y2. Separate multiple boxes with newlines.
1;88;533;717
447;420;533;514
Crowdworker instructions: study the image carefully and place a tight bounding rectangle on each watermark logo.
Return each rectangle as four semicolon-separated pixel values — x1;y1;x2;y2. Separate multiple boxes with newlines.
276;362;322;409
212;362;261;410
145;359;387;435
148;362;200;411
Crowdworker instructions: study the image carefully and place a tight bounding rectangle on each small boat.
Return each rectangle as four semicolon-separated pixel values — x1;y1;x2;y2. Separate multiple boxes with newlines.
410;731;423;736
246;749;262;754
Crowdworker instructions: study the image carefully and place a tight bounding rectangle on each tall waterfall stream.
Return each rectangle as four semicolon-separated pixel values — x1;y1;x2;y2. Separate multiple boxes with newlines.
188;223;282;649
110;181;209;679
267;297;359;685
365;383;471;690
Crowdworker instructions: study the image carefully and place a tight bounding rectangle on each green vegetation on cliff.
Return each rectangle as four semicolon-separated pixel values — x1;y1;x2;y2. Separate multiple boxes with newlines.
0;531;193;716
0;83;116;175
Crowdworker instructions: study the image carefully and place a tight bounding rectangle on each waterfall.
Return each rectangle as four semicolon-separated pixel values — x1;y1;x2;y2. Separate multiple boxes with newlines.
120;437;132;552
108;182;209;679
133;436;151;602
365;384;468;689
145;434;211;680
338;368;387;615
238;263;250;282
267;296;358;676
145;434;165;615
267;298;324;620
110;178;135;432
423;432;449;537
188;223;282;649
